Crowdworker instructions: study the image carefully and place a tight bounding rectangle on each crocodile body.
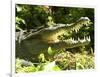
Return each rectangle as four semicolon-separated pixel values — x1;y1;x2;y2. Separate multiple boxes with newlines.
16;17;91;62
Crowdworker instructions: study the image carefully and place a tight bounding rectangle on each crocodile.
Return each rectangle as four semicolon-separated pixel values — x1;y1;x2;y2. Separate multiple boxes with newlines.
16;17;91;62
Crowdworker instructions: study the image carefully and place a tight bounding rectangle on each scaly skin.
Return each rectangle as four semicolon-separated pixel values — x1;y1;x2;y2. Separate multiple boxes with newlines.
16;17;91;62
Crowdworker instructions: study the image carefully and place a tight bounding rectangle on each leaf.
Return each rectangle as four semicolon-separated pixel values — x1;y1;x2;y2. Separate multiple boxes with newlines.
76;62;84;70
47;46;54;55
48;16;52;21
43;61;55;71
38;53;46;62
52;65;61;71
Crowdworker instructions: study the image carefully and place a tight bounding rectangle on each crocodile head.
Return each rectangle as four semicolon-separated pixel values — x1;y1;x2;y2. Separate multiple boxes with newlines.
51;17;91;49
40;17;91;44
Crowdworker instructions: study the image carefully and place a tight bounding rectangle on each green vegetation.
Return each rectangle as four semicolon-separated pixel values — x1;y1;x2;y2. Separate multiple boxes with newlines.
16;48;94;73
16;4;94;73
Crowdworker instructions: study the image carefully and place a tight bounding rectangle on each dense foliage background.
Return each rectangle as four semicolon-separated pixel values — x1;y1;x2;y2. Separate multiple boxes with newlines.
16;4;94;73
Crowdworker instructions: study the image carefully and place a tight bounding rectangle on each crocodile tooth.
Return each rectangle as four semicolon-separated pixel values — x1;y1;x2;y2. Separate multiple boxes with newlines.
77;28;79;31
86;36;88;41
83;38;86;41
70;37;72;40
75;29;77;33
86;36;90;41
73;38;75;42
74;38;75;40
84;36;85;39
72;38;73;41
78;37;80;41
76;29;77;33
88;36;91;41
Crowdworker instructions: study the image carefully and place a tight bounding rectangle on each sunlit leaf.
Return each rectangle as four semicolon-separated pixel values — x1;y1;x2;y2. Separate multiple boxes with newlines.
48;46;54;55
